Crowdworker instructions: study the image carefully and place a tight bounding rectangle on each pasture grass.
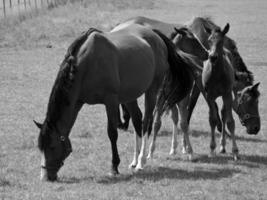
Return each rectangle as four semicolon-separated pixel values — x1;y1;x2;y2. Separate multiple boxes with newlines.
0;0;267;199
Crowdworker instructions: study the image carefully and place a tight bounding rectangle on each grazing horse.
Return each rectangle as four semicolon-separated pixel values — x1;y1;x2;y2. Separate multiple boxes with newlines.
114;16;261;159
201;23;240;159
34;24;193;181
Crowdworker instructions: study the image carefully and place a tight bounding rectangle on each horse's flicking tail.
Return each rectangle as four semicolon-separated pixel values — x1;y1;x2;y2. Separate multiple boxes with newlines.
153;29;193;113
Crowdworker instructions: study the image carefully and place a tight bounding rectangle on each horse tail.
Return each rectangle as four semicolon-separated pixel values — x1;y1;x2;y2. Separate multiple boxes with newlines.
153;29;193;112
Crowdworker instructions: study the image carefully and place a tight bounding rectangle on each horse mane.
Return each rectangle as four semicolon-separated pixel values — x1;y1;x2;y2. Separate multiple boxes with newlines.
189;16;254;85
170;26;188;40
38;28;102;150
153;29;193;113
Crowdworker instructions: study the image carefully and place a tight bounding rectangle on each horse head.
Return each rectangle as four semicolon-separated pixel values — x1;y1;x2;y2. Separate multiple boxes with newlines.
34;120;72;181
172;27;208;61
204;23;230;64
235;82;261;134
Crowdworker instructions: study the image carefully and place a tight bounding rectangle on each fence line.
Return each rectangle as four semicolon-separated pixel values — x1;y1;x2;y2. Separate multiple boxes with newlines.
1;0;59;18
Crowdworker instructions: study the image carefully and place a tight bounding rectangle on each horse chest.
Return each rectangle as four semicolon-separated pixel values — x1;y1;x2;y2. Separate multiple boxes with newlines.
202;60;233;96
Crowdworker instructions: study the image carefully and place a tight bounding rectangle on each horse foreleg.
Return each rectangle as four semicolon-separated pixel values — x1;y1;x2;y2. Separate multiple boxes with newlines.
207;99;218;157
169;105;179;156
105;96;120;175
220;103;227;154
125;101;142;168
223;94;239;160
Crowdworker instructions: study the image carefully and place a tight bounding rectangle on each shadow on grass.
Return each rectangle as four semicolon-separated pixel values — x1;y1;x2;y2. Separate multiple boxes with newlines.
95;166;241;185
58;153;267;184
58;175;95;184
158;129;267;143
190;153;267;168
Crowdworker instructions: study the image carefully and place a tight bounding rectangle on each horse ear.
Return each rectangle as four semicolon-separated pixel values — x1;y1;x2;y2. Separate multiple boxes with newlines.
33;120;43;129
251;82;260;91
174;27;187;36
203;25;212;35
222;23;230;35
250;82;260;98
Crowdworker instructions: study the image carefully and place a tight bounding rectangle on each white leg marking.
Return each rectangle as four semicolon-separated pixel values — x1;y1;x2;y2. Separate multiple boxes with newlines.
147;139;155;159
129;134;141;169
135;133;148;171
169;123;178;155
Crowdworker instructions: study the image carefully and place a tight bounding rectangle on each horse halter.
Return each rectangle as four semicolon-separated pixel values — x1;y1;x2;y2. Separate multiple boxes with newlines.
41;123;72;172
236;95;259;126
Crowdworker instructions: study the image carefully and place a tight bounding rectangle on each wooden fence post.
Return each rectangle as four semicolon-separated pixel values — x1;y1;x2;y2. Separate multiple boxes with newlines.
9;0;12;9
3;0;6;17
34;0;37;10
24;0;26;10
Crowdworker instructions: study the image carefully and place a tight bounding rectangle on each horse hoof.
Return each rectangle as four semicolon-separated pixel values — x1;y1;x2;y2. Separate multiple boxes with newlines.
169;149;177;156
220;148;226;154
134;165;144;172
233;154;240;161
108;171;119;177
147;153;153;160
209;151;216;158
128;163;137;169
182;147;187;155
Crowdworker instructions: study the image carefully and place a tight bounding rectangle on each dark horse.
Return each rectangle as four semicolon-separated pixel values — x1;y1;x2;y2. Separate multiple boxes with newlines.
114;16;261;159
34;24;193;181
188;17;260;136
202;23;239;159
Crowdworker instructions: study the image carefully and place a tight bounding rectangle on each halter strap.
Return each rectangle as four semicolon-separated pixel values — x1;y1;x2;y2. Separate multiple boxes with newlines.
236;99;259;126
41;122;72;171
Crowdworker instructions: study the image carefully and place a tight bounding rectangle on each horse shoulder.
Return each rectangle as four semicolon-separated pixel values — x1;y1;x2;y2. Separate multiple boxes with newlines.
79;32;120;96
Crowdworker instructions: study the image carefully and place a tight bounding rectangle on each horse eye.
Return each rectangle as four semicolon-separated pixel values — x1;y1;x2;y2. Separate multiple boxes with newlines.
244;114;250;119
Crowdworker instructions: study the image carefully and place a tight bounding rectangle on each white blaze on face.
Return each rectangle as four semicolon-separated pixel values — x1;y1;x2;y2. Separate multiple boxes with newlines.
40;152;47;181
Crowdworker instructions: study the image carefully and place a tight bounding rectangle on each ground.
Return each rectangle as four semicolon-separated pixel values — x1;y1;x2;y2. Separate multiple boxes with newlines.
0;0;267;199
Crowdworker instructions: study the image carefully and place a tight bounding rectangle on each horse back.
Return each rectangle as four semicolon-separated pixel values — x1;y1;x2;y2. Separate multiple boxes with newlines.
112;16;182;38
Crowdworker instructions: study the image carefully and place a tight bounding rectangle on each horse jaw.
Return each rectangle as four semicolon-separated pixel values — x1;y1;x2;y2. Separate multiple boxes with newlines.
40;153;48;181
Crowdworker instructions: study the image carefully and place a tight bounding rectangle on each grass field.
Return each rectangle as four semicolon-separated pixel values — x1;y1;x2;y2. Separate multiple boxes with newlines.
0;0;267;199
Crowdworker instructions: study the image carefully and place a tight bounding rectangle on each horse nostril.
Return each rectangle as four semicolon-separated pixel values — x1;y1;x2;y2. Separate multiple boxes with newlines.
254;126;259;133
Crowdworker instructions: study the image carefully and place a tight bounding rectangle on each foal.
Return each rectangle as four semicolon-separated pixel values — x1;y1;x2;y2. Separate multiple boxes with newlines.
202;23;239;160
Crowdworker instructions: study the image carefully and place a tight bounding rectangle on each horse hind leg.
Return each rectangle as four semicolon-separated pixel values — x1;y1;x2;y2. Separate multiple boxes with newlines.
169;105;179;156
125;101;142;169
178;96;195;161
219;104;227;154
105;95;120;175
135;90;157;171
147;109;162;159
207;99;218;157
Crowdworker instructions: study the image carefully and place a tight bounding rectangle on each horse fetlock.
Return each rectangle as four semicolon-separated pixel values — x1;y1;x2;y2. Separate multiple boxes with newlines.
169;148;177;156
182;146;187;154
111;166;120;175
219;146;226;154
233;152;240;161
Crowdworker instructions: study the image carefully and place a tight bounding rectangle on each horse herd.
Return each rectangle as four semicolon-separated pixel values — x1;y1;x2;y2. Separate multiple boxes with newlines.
33;16;261;181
